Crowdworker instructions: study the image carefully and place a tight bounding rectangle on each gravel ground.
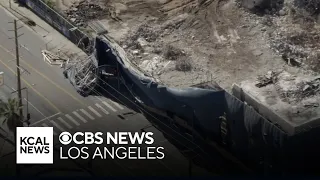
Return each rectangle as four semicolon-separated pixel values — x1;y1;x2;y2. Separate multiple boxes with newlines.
51;0;320;93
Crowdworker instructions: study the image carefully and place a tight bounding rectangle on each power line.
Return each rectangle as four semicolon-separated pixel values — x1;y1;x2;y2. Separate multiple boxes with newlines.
1;28;249;173
0;30;207;159
89;65;251;172
1;20;95;176
60;52;199;175
21;43;236;172
84;73;236;174
96;76;204;151
7;18;23;177
79;82;173;175
83;74;206;162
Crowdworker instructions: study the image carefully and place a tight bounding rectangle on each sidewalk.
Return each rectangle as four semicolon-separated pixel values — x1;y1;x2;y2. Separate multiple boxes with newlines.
0;0;86;58
0;1;91;176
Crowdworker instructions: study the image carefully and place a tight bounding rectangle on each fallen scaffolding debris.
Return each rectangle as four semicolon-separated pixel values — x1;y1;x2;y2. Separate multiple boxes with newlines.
42;50;69;67
63;53;99;97
61;36;320;174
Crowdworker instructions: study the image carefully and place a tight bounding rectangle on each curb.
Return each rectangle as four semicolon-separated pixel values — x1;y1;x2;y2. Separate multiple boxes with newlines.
0;1;29;21
0;1;50;36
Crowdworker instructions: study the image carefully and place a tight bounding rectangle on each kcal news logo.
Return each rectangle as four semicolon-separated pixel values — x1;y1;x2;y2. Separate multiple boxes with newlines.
16;127;54;164
59;132;165;160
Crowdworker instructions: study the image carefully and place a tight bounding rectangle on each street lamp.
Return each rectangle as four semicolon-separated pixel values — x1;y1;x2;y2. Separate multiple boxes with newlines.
11;87;30;126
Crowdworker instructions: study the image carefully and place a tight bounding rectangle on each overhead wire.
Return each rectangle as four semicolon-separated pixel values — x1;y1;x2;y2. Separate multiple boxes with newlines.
2;25;247;173
65;55;201;175
83;66;231;173
0;5;186;176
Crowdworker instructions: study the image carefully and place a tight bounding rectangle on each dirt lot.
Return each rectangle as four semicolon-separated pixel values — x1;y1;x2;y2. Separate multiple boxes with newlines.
52;0;320;92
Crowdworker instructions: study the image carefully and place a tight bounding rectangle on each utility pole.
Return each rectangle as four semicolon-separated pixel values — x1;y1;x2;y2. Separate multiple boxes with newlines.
8;18;24;177
11;87;30;126
14;19;23;124
14;19;22;177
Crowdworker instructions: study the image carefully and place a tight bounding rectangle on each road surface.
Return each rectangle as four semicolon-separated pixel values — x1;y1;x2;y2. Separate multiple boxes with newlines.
0;6;215;176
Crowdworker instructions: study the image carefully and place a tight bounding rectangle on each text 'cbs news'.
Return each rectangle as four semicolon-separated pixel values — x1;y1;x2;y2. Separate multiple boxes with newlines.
16;127;165;164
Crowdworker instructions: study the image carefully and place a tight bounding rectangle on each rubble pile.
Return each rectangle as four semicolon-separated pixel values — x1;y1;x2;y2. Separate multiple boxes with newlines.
123;14;186;52
63;54;99;96
255;71;279;88
262;0;320;72
274;73;320;103
295;77;320;99
294;0;320;18
254;71;320;104
121;14;191;76
123;24;160;51
270;29;320;71
65;0;108;28
163;45;186;61
52;0;320;90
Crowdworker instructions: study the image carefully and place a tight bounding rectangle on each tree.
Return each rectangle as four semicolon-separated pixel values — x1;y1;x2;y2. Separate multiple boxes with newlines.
0;98;23;176
0;98;23;133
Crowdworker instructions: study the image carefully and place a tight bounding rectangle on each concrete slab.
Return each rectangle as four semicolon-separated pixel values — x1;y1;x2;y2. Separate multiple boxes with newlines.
232;71;320;136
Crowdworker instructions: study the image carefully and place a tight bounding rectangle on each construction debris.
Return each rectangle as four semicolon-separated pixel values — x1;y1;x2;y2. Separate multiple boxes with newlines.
50;0;320;93
42;50;69;67
63;53;99;97
255;71;279;88
275;73;320;103
254;71;320;103
64;0;109;28
294;0;320;18
294;77;320;100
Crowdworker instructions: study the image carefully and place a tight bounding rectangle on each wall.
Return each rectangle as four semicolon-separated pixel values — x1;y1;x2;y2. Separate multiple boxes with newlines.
19;0;90;51
18;0;320;174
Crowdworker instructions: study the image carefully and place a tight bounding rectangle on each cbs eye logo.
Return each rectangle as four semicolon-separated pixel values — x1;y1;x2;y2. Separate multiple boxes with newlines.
59;132;72;145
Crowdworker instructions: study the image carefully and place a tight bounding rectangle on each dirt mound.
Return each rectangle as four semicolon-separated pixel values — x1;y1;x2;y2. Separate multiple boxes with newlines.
51;0;320;90
64;0;109;27
266;0;320;72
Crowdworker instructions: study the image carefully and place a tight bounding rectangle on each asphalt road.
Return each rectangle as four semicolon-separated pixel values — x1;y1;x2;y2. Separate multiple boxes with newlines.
0;7;218;176
0;6;147;135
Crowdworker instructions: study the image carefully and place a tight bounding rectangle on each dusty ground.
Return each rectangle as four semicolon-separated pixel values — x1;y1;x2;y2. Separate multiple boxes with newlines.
52;0;320;92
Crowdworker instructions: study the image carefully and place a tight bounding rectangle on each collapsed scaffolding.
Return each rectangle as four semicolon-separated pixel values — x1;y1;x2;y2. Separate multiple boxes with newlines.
63;52;99;96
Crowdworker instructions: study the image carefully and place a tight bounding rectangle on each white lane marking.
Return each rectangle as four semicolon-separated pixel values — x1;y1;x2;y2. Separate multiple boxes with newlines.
65;114;80;126
110;101;124;110
37;112;61;122
80;109;95;120
88;106;102;117
102;101;117;112
31;112;61;126
95;103;109;115
24;98;46;119
50;120;66;132
57;117;73;129
72;111;87;123
42;123;57;135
